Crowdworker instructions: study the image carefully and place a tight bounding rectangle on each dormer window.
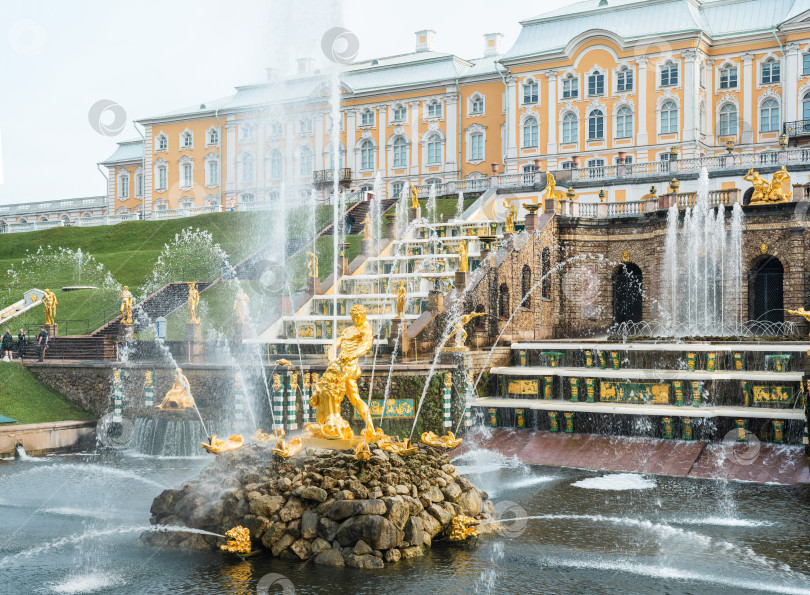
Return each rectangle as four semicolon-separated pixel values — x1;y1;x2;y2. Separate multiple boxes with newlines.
523;81;538;104
720;65;737;89
587;71;604;96
360;110;375;126
562;76;578;99
427;101;442;118
661;62;679;86
617;67;633;92
761;58;780;84
393;105;407;122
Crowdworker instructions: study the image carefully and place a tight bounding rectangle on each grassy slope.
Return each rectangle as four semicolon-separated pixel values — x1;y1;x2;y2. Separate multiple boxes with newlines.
0;363;94;424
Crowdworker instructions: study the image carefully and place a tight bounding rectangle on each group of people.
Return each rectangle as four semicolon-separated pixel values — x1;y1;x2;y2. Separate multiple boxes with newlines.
0;327;50;362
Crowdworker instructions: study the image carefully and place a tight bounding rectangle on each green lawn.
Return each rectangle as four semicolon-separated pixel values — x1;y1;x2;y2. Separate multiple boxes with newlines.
0;363;94;424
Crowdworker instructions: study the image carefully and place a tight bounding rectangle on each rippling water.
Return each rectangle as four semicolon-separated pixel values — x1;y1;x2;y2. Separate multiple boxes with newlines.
0;447;808;594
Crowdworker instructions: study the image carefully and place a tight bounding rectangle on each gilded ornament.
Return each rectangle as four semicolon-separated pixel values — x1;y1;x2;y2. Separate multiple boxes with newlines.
354;441;371;461
303;373;311;390
120;285;133;325
157;367;195;410
448;515;479;541
621;250;630;263
233;287;250;324
276;358;292;367
144;370;152;387
290;373;298;392
396;284;407;319
187;282;200;324
220;526;252;554
458;241;469;273
272;437;303;458
420;430;462;449
786;308;810;337
43;289;58;326
363;212;372;240
545;172;558;201
202;434;244;454
307;252;319;278
409;183;420;210
113;370;121;385
745;167;793;204
377;436;418;456
446;312;485;351
444;372;452;389
760;243;768;254
502;200;517;234
272;374;281;391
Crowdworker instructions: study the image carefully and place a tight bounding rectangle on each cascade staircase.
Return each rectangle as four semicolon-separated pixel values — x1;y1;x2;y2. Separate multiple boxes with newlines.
321;198;398;236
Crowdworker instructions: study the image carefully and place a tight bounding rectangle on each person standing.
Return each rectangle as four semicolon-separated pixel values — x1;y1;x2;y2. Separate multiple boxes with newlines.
36;326;48;362
1;330;13;360
17;329;26;359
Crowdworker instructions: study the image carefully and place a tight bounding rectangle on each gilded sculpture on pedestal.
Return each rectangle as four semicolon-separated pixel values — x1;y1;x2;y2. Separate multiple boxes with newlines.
458;241;469;273
447;312;485;351
409;183;419;210
43;289;58;326
396;284;407;319
503;201;517;234
307;252;319;278
233;287;250;324
120;286;133;325
744;167;793;204
187;282;200;324
305;305;380;442
545;172;558;201
157;367;195;410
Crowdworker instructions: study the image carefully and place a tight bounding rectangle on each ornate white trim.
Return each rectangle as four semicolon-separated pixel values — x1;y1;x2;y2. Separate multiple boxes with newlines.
155;131;168;153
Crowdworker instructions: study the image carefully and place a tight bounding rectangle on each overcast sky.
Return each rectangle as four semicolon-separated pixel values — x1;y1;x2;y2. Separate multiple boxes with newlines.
0;0;570;206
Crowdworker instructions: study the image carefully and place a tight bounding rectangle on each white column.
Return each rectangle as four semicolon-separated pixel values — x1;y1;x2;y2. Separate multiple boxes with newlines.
285;125;294;191
741;53;754;144
635;58;648;148
256;124;265;191
225;119;237;192
785;42;799;123
682;50;697;143
506;76;518;166
546;71;558;155
445;94;457;173
144;125;153;214
346;109;356;175
377;106;386;173
314;114;325;171
410;101;420;176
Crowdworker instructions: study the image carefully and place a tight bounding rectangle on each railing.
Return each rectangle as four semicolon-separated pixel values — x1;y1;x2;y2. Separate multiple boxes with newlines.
150;206;220;220
75;213;140;227
313;168;352;185
24;302;120;337
783;119;810;137
675;189;739;208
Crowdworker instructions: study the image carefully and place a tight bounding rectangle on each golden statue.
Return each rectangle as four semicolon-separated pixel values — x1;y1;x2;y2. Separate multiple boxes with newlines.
202;434;244;454
187;282;200;324
43;289;58;326
769;166;793;202
409;183;419;210
745;167;793;203
448;515;479;541
157;367;195;410
113;370;121;386
421;430;462;449
307;252;319;278
743;169;769;203
396;283;407;319
449;312;486;350
377;436;418;456
545;172;557;201
273;436;303;458
120;286;133;325
254;428;284;442
786;307;810;336
503;201;517;234
305;305;380;441
363;212;372;240
145;370;152;387
458;241;469;273
233;287;250;324
290;372;298;393
220;526;252;554
354;441;371;461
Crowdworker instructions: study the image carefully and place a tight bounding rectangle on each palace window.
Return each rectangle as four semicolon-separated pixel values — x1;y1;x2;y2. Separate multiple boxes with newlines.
361;110;375;126
299;118;313;134
182;163;193;187
523;80;538;104
393;137;407;168
660;101;678;134
804;92;810;120
119;174;129;198
182;132;193;149
427;134;442;164
562;76;578;99
207;160;219;186
470;133;484;161
427;101;442;118
720;65;737;89
270;150;283;180
522;117;539;148
804;54;810;76
299;147;313;177
392;181;405;199
360;140;374;170
157;166;167;190
240;153;255;182
719;104;738;136
240;124;255;141
562;113;578;143
521;265;532;309
760;99;779;132
157;134;168;151
208;128;219;145
135;173;144;197
393;105;407;122
661;61;679;86
470;95;484;115
617;67;633;92
761;59;780;84
616;106;633;139
561;161;575;170
269;121;283;136
588;110;604;140
587;70;604;96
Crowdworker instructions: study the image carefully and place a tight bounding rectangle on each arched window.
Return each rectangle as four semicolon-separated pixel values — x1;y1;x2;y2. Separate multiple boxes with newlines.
719;103;737;136
470;94;484;114
541;247;551;299
270;150;283;180
749;257;783;323
762;58;780;84
360;109;375;127
208;128;219;145
522;117;538;148
616;106;633;139
760;99;779;132
521;265;532;309
498;283;510;319
562;75;578;99
298;146;313;177
427;134;442;164
803;92;810;121
562;113;578;144
359;140;374;170
617;67;633;92
660;101;678;134
392;105;407;122
240;153;255;182
587;70;604;96
588;110;604;140
427;100;442;118
661;61;678;86
392;137;407;168
613;263;643;324
157;134;168;151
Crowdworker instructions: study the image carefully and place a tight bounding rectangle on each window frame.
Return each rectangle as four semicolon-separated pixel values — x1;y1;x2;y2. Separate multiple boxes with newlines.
616;67;633;92
359;140;375;171
615;106;633;139
719;103;738;136
522;80;539;104
587;70;605;97
759;98;779;133
660;101;678;135
392;137;408;169
470;132;484;161
427;101;443;119
761;58;780;84
562;112;578;144
720;65;738;89
522;117;539;148
562;76;578;99
360;110;375;127
660;61;679;87
426;134;442;165
392;105;407;122
587;109;604;140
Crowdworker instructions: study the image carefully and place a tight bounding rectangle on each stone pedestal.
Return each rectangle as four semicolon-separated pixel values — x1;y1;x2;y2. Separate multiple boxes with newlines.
409;207;421;222
390;318;411;355
544;198;556;213
118;324;134;342
385;220;397;240
524;213;537;233
307;276;321;295
186;321;203;363
361;239;373;256
428;290;444;313
455;270;469;289
44;324;58;339
233;322;248;343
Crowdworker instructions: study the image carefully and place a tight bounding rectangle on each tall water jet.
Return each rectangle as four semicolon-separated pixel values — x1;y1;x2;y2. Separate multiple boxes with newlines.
456;190;464;221
660;168;744;336
428;183;437;224
370;170;383;254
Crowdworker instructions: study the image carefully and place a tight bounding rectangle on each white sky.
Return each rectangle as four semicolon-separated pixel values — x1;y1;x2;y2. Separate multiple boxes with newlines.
0;0;570;206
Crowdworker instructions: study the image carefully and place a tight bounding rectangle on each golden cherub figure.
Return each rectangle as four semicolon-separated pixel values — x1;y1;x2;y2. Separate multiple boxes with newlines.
409;183;420;210
305;305;379;441
396;283;407;319
307;252;319;278
187;282;200;324
43;289;58;326
233;287;250;324
503;201;517;234
458;241;469;273
120;285;133;325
